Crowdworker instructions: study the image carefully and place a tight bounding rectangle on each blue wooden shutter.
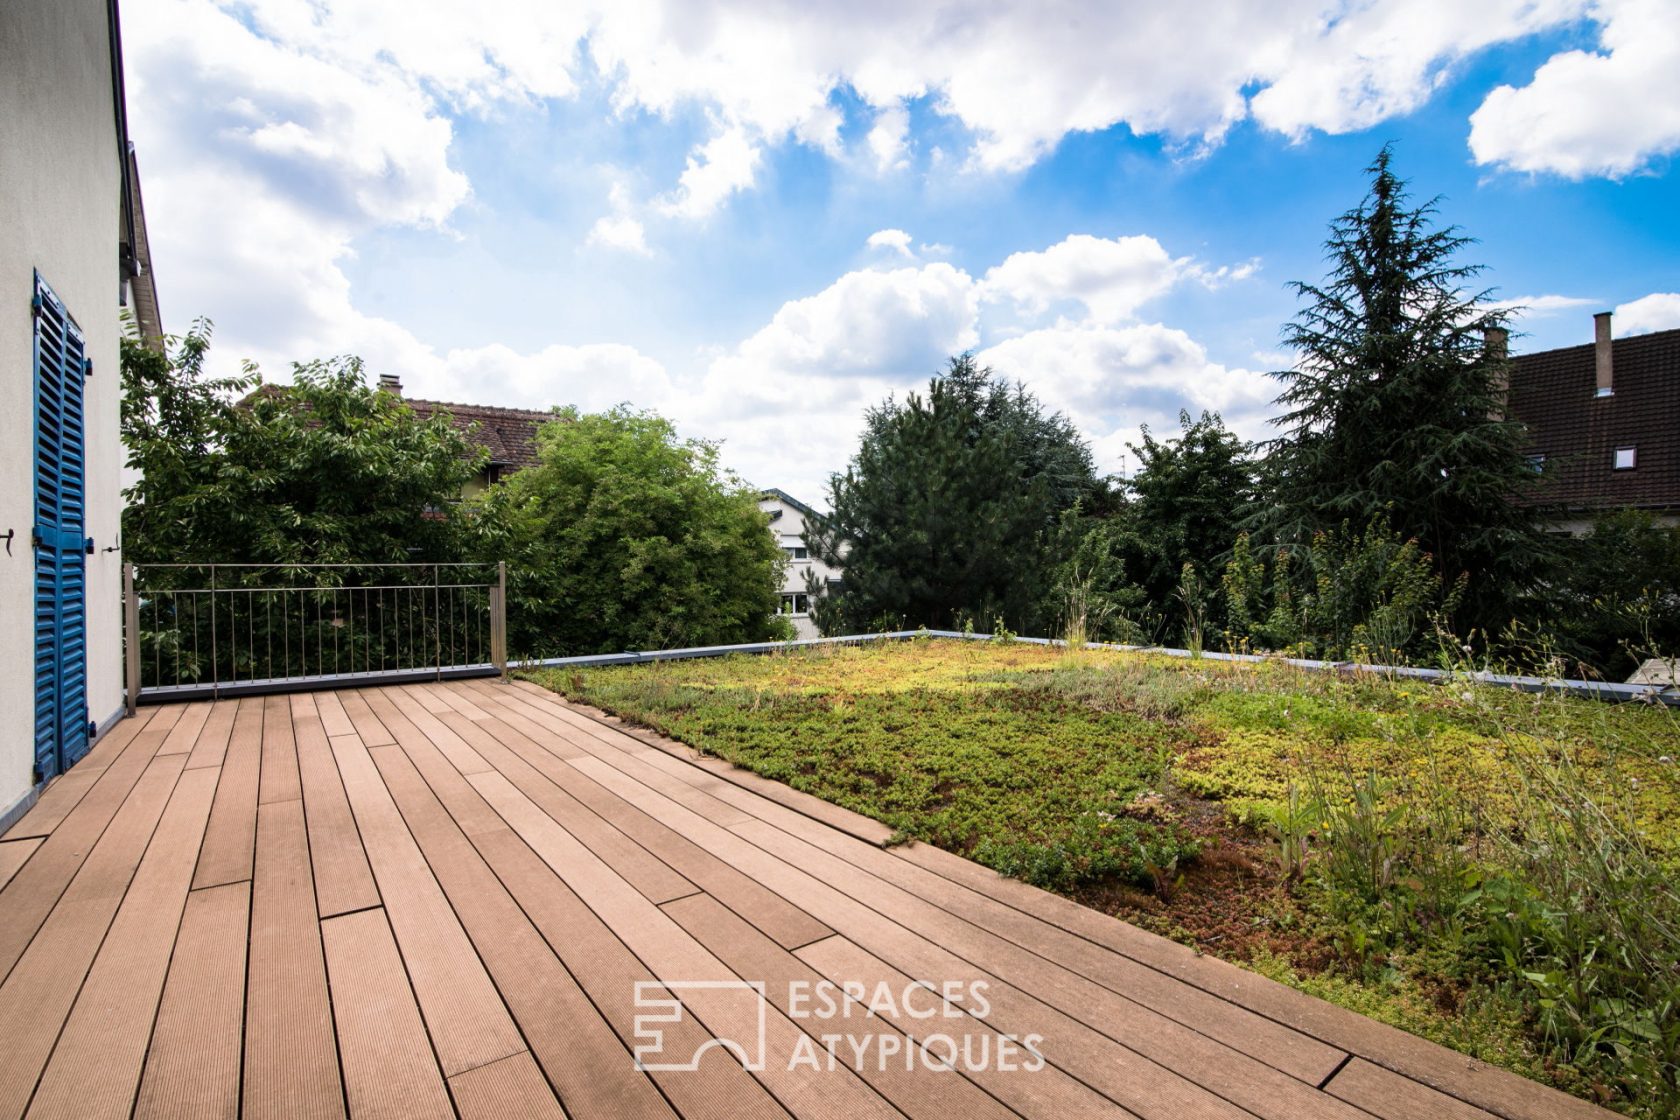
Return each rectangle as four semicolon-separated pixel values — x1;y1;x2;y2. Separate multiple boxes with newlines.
32;272;91;782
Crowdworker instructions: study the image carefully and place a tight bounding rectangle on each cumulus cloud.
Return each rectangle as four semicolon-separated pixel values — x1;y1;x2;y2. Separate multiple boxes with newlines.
1469;0;1680;178
656;125;763;220
587;183;652;255
866;229;916;257
981;234;1248;325
1614;292;1680;336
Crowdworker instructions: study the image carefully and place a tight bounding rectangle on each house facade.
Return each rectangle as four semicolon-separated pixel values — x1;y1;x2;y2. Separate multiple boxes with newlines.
377;374;555;495
759;488;843;639
1;0;153;825
1505;314;1680;533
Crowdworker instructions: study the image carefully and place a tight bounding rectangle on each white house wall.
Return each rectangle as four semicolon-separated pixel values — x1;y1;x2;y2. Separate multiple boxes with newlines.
1;0;126;817
759;495;843;640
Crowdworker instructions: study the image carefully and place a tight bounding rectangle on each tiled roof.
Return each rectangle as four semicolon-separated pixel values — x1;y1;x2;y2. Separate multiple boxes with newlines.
405;399;559;471
1507;328;1680;512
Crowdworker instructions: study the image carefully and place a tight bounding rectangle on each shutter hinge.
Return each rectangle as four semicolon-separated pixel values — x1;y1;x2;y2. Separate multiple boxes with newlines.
88;719;98;740
83;357;94;378
85;537;95;555
30;293;42;317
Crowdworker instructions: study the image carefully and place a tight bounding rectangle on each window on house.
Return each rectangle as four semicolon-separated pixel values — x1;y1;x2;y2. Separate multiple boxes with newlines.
778;593;811;616
783;546;809;561
1526;454;1545;473
1613;446;1636;470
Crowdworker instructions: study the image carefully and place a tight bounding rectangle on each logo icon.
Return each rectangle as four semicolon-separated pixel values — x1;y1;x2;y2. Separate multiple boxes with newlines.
633;980;769;1071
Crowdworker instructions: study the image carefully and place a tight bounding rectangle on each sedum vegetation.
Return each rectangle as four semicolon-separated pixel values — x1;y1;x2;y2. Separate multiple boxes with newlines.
528;638;1680;1117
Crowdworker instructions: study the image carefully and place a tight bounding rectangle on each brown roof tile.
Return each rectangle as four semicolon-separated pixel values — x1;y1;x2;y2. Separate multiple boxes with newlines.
1507;328;1680;513
404;399;558;472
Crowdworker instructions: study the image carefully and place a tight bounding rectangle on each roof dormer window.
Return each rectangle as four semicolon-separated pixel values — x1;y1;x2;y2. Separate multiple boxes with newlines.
1613;446;1636;471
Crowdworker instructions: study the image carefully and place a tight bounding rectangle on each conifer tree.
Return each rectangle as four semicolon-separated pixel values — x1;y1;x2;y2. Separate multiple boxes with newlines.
1260;146;1548;633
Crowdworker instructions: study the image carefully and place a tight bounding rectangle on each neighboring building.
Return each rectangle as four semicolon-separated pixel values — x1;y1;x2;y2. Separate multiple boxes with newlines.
1504;314;1680;533
759;488;843;639
2;0;158;825
376;375;555;495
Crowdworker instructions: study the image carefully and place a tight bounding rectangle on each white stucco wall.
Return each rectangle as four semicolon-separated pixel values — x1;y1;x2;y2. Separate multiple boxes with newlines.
758;493;843;640
1;0;126;814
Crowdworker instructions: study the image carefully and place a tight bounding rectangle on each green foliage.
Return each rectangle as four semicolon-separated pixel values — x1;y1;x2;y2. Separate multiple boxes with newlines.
807;354;1097;635
476;406;784;656
1222;517;1460;661
1544;509;1680;679
121;324;482;566
1260;146;1553;635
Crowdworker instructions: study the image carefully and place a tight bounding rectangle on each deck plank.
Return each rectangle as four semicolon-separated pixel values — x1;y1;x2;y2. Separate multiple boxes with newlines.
0;840;41;893
258;694;303;805
369;739;679;1120
458;691;831;949
184;699;239;770
157;701;214;756
329;726;525;1077
0;753;185;1120
244;797;343;1120
134;881;251;1120
362;688;492;776
291;697;380;918
191;698;264;890
447;1053;568;1120
469;767;907;1120
27;767;220;1120
1325;1058;1502;1120
321;907;455;1120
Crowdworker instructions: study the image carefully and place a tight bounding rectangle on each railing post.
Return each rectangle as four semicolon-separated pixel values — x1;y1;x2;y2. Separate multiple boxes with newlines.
492;560;508;678
123;563;139;715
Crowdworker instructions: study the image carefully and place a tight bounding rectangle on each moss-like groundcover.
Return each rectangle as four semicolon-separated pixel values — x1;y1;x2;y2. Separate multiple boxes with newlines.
526;638;1680;1116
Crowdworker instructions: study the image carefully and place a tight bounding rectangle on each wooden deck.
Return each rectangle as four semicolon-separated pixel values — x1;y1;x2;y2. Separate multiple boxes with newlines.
0;679;1613;1120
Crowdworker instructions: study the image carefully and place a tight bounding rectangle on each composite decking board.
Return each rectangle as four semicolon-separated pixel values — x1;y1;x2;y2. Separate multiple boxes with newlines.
554;746;1264;1120
468;768;909;1120
794;934;1136;1120
0;706;163;843
889;842;1616;1120
456;696;831;949
244;798;344;1120
368;740;681;1120
67;705;163;774
0;840;41;893
27;766;219;1120
336;690;396;746
191;698;263;890
379;723;779;1120
314;689;357;738
183;699;239;770
361;687;493;776
0;724;177;983
447;1052;569;1120
257;694;303;805
707;782;1343;1085
328;729;526;1077
0;753;186;1120
157;700;214;756
395;693;699;907
509;681;899;844
660;891;1021;1120
418;680;495;722
1325;1059;1501;1120
321;908;456;1120
459;683;754;828
134;881;250;1120
291;698;381;918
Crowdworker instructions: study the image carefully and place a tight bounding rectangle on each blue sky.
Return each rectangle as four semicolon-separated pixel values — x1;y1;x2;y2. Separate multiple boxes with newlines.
124;0;1680;501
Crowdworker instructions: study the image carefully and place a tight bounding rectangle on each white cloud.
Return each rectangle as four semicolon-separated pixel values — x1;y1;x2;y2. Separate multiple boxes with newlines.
977;324;1277;464
981;234;1242;325
587;183;652;255
1614;292;1680;336
1469;0;1680;178
656;125;764;220
866;229;916;257
1251;0;1583;137
866;105;911;173
1490;294;1600;315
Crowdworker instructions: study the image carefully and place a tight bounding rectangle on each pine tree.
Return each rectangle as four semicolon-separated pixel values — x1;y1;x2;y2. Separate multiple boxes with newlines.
1260;146;1549;634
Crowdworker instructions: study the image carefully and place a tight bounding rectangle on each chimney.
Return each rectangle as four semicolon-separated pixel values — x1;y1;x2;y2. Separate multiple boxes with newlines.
1594;312;1613;397
1484;327;1509;420
378;373;403;396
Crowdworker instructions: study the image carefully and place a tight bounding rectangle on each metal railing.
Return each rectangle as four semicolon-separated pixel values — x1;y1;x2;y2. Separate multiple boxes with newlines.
123;561;507;708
